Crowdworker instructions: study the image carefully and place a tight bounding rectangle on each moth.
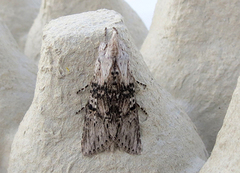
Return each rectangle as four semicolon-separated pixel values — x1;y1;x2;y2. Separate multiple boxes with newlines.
77;27;147;156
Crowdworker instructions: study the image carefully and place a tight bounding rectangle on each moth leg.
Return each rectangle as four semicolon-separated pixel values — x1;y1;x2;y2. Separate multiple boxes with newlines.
136;103;148;116
76;105;86;114
76;84;89;94
136;81;146;89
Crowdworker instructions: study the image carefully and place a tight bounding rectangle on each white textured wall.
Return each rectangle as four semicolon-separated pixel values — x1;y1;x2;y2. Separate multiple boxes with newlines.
0;0;41;50
141;0;240;152
200;76;240;172
0;19;36;173
9;10;207;173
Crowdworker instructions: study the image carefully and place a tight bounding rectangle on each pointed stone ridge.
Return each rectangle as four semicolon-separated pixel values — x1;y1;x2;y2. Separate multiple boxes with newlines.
141;0;240;152
200;76;240;172
24;0;148;65
0;20;36;173
0;0;41;50
8;10;207;173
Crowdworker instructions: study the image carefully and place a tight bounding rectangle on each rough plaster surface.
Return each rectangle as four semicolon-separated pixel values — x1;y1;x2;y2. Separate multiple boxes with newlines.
200;76;240;172
0;0;41;50
25;0;148;65
8;10;208;173
141;0;240;152
0;20;36;173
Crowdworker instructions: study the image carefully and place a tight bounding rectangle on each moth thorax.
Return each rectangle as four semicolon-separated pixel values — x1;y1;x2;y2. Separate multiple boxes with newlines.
111;84;118;91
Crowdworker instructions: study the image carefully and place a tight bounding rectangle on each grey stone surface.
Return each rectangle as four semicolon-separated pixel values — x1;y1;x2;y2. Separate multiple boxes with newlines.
0;19;36;173
141;0;240;152
8;10;207;173
25;0;148;65
200;76;240;172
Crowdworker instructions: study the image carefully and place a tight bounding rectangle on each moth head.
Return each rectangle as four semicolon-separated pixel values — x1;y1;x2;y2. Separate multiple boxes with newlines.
95;28;131;85
106;28;119;60
94;29;119;84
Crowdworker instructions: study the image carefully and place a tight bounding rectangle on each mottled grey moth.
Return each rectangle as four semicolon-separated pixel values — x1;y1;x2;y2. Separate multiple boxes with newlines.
77;27;146;156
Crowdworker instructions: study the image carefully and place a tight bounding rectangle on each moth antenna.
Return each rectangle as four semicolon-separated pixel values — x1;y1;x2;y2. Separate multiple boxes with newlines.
104;27;107;42
112;27;118;34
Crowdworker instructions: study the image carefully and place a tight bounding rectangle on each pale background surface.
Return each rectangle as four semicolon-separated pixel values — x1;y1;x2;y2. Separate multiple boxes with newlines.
125;0;157;29
8;10;207;173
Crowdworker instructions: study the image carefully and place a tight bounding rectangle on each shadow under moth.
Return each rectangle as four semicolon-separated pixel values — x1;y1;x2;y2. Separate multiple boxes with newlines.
77;27;147;156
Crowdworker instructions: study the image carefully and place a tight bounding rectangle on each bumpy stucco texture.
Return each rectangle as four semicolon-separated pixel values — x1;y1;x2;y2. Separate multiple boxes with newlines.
8;10;207;173
0;0;41;50
200;76;240;172
25;0;148;65
0;20;36;173
141;0;240;152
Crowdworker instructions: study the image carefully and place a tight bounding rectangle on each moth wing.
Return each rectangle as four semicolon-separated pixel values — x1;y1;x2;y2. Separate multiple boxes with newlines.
116;109;142;154
81;108;111;156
